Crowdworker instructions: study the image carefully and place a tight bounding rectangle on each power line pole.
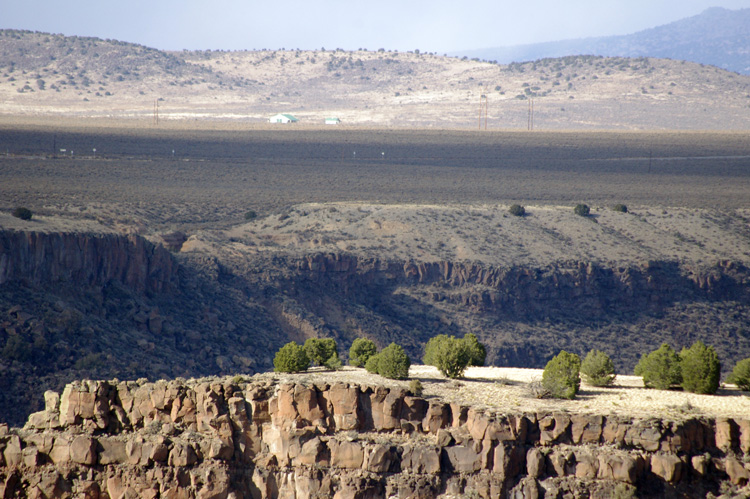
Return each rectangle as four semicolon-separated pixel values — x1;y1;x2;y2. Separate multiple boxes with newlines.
527;98;534;131
478;94;488;130
153;99;159;125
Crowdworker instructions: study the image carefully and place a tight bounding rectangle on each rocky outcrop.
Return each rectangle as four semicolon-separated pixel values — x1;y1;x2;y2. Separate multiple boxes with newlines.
2;376;749;498
0;230;178;294
293;254;750;316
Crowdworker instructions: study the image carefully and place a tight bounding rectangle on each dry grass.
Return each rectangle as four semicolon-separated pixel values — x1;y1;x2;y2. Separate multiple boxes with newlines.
261;365;750;422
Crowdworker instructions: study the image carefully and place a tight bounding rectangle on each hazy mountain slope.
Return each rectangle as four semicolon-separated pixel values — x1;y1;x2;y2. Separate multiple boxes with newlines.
1;29;750;129
454;7;750;74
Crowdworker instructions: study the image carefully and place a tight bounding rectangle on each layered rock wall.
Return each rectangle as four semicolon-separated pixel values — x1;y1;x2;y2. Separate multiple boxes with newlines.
0;230;178;294
2;377;749;498
294;254;750;315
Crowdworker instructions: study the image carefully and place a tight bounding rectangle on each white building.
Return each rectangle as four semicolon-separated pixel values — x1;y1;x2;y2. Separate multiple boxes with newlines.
325;117;341;125
269;114;299;124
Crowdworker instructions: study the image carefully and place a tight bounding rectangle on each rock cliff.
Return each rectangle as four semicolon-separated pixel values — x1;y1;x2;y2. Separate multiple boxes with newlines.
2;228;750;429
0;230;178;295
1;375;749;498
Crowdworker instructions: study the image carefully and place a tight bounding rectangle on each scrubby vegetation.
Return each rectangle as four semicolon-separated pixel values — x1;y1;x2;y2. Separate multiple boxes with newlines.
509;204;526;217
11;206;32;220
273;342;310;373
365;342;411;380
634;341;722;394
303;338;339;369
542;350;581;399
574;204;590;217
580;349;616;387
728;357;750;391
634;343;682;390
408;379;424;397
612;204;628;213
423;333;487;379
679;340;720;394
349;337;377;367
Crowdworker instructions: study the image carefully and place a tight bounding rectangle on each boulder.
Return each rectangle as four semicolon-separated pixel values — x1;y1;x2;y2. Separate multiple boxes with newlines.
526;448;545;478
738;419;750;454
2;435;22;467
715;418;738;453
570;415;602;444
597;453;637;484
70;436;97;465
422;401;451;434
326;384;360;431
98;438;128;465
493;443;525;479
650;453;683;483
402;445;441;474
329;440;364;469
442;444;483;473
625;423;662;451
574;450;599;479
365;444;395;473
538;413;570;445
168;442;198;467
725;457;750;486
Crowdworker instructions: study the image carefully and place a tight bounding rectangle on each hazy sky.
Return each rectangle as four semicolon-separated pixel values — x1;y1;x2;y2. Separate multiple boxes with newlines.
3;0;749;53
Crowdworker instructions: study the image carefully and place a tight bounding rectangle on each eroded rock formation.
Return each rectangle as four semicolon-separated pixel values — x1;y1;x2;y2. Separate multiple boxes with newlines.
1;376;749;498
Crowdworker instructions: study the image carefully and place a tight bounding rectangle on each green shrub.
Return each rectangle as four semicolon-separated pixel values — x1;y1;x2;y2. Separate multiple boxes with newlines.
542;350;581;399
728;358;750;391
408;379;424;397
574;204;590;217
273;342;310;373
422;334;449;366
349;337;377;367
376;343;411;380
679;341;720;394
423;333;487;379
244;210;257;220
612;204;628;213
463;333;486;367
580;349;616;387
634;343;682;390
304;338;337;367
365;353;381;374
324;352;343;371
11;207;32;221
435;336;471;379
509;204;526;217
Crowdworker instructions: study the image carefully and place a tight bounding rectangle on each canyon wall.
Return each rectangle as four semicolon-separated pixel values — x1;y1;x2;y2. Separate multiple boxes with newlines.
293;253;750;316
0;230;179;295
1;376;749;498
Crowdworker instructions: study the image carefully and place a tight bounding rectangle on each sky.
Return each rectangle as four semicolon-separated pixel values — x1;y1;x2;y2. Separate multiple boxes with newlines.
2;0;749;53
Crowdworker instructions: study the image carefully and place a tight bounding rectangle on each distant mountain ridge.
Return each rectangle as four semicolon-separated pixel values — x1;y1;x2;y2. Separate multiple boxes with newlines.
453;7;750;74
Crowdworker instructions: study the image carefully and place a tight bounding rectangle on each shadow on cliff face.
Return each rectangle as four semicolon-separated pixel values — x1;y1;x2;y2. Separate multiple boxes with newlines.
0;232;288;425
238;253;750;375
2;231;750;426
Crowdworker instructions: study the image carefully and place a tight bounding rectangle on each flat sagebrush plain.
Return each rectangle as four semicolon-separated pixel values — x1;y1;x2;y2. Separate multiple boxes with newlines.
1;123;749;231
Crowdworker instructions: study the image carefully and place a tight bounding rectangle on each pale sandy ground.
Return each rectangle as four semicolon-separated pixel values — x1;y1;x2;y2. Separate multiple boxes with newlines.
0;212;115;233
264;365;750;422
216;202;750;267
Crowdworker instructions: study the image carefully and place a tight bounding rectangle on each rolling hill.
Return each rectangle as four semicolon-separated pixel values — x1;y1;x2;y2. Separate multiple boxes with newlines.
1;29;750;129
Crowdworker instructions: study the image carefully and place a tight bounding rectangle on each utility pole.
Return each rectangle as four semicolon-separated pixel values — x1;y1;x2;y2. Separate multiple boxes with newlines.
527;98;534;131
478;94;488;130
153;99;159;125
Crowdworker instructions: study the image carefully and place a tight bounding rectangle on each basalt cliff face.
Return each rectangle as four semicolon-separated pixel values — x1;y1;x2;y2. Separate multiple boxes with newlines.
0;230;178;295
1;376;749;498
